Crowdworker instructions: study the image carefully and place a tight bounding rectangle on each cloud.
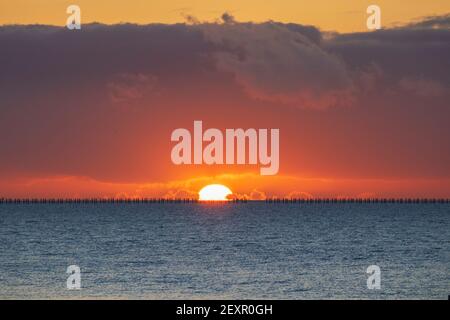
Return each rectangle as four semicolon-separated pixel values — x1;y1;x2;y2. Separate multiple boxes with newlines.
0;15;449;195
220;12;236;24
107;73;159;103
249;189;267;200
403;14;450;29
163;189;198;199
285;191;314;199
231;189;267;200
398;77;447;97
326;23;450;91
1;15;449;113
200;19;354;109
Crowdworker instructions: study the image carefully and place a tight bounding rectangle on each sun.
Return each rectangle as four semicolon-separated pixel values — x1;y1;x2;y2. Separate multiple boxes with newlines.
199;184;233;201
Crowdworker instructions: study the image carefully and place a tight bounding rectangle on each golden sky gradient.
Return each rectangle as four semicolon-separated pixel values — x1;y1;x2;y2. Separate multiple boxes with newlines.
1;0;450;32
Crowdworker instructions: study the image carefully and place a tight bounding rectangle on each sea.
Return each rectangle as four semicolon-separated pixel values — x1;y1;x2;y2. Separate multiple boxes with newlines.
0;203;448;299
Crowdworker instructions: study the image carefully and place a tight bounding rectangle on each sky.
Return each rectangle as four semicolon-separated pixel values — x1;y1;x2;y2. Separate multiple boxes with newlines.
1;0;450;32
0;1;449;199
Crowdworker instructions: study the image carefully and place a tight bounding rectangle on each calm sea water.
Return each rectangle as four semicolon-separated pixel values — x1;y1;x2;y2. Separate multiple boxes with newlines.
0;203;448;299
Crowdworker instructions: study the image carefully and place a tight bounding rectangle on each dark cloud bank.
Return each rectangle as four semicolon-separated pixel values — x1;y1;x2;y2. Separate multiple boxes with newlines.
0;14;449;181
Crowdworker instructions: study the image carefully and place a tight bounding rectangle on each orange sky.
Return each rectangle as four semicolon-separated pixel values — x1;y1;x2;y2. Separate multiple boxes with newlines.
0;2;449;199
1;0;450;32
2;174;450;200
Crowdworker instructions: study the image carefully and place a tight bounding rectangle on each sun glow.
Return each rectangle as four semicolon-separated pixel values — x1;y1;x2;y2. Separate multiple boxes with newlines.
199;184;232;201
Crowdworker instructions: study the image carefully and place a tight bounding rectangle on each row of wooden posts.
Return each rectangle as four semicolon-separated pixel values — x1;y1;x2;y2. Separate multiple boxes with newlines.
0;198;449;204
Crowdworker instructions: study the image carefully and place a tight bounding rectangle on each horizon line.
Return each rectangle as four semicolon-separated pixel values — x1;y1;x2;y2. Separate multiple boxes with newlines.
0;198;449;204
